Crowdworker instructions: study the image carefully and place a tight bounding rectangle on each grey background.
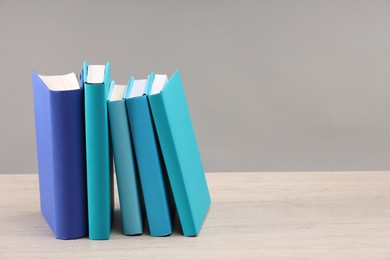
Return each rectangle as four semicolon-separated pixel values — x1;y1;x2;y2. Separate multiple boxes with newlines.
1;0;390;173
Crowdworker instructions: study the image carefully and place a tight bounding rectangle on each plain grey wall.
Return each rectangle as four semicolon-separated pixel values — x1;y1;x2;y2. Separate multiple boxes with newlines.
1;0;390;173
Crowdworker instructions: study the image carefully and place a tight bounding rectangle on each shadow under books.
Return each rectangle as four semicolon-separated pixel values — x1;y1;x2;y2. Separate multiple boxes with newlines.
111;208;183;237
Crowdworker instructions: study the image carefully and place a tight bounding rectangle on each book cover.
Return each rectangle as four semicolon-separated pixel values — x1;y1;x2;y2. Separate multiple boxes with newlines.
125;74;174;236
83;61;113;240
32;71;88;239
148;70;211;236
107;80;144;235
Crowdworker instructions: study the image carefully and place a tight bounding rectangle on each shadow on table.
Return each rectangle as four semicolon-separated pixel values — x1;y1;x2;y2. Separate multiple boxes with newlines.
111;208;184;237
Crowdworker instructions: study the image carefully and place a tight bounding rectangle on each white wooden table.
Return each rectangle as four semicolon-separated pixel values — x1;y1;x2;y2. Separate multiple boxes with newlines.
1;172;390;259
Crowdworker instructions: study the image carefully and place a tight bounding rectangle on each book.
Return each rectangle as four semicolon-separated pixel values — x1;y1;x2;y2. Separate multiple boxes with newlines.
107;79;144;235
125;74;174;236
83;62;113;240
32;71;88;239
148;70;211;236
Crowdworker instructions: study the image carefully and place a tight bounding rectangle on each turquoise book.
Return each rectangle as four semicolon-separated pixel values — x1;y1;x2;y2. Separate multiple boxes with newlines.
83;62;113;240
107;80;144;235
125;74;174;237
148;70;211;236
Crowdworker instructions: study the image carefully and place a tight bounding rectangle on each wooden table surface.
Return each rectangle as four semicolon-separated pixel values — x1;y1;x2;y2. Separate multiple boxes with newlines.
1;172;390;259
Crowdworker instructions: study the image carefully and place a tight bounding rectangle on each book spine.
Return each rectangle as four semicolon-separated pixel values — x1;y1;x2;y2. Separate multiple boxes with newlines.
125;96;173;236
148;93;197;236
85;83;111;240
32;73;57;235
108;100;143;235
50;89;88;239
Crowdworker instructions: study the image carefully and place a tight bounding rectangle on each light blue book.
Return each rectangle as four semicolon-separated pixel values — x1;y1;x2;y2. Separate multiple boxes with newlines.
83;62;113;240
107;79;144;235
148;70;211;236
125;74;174;237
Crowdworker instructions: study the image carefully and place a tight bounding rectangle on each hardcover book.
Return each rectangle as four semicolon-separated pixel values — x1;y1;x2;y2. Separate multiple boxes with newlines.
125;74;174;236
32;71;88;239
108;80;144;235
148;70;211;236
83;62;113;240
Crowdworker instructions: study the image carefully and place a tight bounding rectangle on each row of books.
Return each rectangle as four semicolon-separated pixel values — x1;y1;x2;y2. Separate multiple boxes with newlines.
32;62;211;240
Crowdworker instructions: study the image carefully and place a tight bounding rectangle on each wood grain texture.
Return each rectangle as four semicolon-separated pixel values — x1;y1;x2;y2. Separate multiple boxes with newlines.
1;172;390;259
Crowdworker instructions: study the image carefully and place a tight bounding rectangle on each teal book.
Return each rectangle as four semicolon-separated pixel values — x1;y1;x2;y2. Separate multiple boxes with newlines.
107;80;144;235
83;62;113;240
148;71;211;236
125;74;174;237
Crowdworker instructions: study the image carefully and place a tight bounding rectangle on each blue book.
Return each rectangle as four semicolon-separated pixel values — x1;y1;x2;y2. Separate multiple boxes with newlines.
83;62;113;240
125;74;173;237
32;71;88;239
107;79;144;235
148;70;211;236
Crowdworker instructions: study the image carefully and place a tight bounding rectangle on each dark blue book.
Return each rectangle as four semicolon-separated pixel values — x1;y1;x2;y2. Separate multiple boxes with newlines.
32;71;88;239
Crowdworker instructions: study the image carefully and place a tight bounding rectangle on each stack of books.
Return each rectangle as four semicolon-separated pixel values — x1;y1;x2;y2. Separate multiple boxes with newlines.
32;62;211;240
